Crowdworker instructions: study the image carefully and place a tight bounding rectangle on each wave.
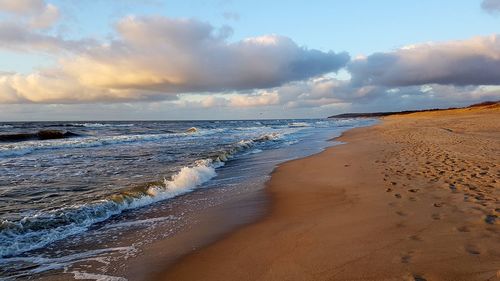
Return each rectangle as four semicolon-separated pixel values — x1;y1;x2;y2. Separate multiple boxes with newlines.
0;132;185;157
0;125;13;129
53;123;135;128
288;122;311;127
0;132;282;258
0;246;135;279
0;126;264;158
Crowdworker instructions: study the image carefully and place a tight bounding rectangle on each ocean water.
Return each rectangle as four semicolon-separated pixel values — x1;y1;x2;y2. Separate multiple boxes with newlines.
0;119;375;280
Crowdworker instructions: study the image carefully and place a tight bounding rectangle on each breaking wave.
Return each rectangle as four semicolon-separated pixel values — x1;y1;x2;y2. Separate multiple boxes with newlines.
0;132;282;258
0;132;186;157
288;122;311;127
66;123;135;128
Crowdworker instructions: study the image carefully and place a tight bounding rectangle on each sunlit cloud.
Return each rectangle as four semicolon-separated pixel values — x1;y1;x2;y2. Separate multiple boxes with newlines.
0;15;349;103
0;1;498;117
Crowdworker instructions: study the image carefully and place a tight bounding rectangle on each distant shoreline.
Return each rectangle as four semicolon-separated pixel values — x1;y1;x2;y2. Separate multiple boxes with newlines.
328;100;499;118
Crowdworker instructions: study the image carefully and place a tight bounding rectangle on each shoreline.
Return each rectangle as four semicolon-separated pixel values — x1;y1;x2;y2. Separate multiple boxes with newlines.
26;120;369;281
119;124;363;281
158;105;500;281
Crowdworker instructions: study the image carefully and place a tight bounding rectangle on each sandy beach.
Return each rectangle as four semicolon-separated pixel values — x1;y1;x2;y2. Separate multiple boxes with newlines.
158;104;500;281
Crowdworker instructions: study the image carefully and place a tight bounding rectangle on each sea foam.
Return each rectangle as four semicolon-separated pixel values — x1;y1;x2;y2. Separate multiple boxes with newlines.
0;132;282;258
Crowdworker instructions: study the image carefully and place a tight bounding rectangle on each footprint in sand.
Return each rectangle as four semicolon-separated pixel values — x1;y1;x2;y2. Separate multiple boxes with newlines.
396;211;407;217
484;214;497;225
409;234;422;242
401;254;412;264
431;213;441;220
388;202;398;207
465;245;481;255
412;274;427;281
456;226;470;232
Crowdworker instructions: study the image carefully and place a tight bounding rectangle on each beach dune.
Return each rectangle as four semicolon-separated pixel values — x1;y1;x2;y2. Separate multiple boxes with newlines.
159;104;500;281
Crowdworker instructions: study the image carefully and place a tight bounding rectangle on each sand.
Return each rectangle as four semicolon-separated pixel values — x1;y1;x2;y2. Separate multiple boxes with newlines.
158;104;500;281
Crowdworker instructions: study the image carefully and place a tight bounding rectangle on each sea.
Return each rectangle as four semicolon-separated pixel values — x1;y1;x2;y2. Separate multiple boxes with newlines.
0;118;375;280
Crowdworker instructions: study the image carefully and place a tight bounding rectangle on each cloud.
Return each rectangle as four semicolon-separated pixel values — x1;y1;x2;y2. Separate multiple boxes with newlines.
185;73;500;112
0;0;59;28
482;0;500;13
0;21;95;53
0;12;498;113
228;91;280;107
0;16;349;103
0;71;179;104
348;35;500;87
65;16;349;92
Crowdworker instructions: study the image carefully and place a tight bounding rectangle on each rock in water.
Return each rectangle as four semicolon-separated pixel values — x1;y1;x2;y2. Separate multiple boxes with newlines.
37;130;68;140
0;130;79;142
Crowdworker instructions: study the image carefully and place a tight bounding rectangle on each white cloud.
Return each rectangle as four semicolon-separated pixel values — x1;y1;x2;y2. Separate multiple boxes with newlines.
188;75;500;111
0;9;498;115
0;16;349;104
68;16;349;93
228;91;280;107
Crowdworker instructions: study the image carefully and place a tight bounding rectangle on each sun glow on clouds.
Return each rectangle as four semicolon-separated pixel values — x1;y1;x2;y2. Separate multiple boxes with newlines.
0;0;498;118
0;14;349;104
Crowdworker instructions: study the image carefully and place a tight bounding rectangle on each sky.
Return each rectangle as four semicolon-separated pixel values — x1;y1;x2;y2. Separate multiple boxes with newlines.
0;0;499;120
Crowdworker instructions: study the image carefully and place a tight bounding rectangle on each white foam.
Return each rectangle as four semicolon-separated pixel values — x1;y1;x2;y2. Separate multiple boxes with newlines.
141;159;223;204
0;159;223;258
0;133;180;157
0;247;135;278
0;132;286;258
165;159;221;190
0;127;235;157
288;122;311;127
100;216;176;230
71;271;127;281
71;123;134;128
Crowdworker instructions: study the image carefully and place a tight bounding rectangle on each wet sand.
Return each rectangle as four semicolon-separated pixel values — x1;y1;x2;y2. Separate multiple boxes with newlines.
159;104;500;281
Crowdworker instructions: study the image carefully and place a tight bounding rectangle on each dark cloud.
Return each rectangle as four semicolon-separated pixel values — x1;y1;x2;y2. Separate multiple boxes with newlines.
348;35;500;87
482;0;500;13
0;21;95;52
